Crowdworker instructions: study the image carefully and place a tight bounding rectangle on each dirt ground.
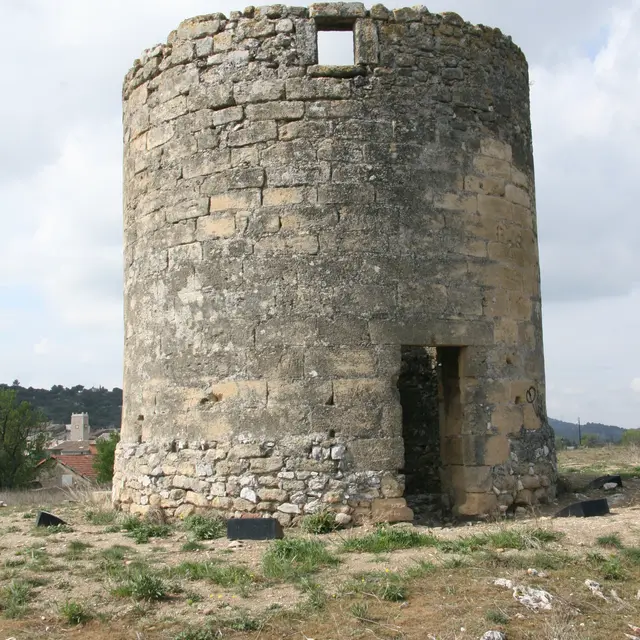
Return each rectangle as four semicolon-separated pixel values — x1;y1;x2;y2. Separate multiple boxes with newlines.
0;445;639;640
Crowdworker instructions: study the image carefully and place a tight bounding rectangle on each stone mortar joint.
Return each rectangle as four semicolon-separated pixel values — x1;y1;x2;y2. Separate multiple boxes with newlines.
115;2;556;525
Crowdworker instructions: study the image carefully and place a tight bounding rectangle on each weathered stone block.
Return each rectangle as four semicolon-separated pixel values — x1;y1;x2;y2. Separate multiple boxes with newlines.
285;78;351;100
228;122;278;146
210;189;261;211
371;498;413;523
245;101;304;121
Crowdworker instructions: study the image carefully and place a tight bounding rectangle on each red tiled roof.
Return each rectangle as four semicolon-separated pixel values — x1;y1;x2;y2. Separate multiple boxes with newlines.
53;454;98;479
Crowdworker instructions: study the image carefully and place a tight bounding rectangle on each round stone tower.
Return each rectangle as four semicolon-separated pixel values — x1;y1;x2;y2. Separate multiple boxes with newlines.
114;3;557;523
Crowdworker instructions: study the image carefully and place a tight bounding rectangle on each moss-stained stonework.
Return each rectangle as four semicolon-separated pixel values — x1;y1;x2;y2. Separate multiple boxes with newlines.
114;3;557;524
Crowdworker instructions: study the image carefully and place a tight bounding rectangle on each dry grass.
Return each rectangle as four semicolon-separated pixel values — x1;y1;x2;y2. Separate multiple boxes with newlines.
558;443;640;477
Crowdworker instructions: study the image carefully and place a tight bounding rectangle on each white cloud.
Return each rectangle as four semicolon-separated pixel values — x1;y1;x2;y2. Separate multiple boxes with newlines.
631;379;640;393
33;338;52;356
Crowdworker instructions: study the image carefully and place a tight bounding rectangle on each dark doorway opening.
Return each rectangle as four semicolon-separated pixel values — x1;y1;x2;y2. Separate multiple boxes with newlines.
398;345;462;522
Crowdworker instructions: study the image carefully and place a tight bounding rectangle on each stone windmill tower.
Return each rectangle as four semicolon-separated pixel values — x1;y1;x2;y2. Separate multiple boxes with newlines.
113;3;557;524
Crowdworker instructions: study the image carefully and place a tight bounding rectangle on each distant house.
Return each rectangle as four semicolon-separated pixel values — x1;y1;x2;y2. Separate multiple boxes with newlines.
40;439;98;487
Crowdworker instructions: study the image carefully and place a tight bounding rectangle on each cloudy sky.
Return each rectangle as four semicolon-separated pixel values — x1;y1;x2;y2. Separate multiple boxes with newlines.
0;0;639;428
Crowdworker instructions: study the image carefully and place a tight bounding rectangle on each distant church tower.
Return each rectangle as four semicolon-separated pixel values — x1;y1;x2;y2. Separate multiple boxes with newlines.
67;413;90;441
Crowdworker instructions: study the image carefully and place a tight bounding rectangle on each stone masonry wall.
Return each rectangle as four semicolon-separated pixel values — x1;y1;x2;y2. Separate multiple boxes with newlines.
114;3;556;523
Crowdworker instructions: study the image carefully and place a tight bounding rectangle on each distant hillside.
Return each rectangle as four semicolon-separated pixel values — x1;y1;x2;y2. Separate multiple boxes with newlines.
549;417;626;444
1;382;122;429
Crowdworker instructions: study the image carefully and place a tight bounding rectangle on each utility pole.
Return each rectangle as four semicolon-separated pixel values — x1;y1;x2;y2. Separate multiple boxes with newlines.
578;417;581;448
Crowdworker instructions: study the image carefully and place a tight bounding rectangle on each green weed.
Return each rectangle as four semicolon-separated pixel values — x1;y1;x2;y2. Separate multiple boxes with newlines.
342;526;439;553
59;600;91;625
347;571;407;602
622;547;640;566
262;538;339;581
31;524;73;537
183;514;225;541
596;534;623;549
300;510;339;534
85;509;117;525
113;568;168;601
485;609;509;625
1;580;32;618
299;578;328;611
64;540;92;560
120;515;171;544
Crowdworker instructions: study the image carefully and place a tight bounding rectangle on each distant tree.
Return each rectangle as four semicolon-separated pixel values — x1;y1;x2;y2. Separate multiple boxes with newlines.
93;432;120;484
11;379;20;387
581;433;601;448
0;389;49;489
621;429;640;447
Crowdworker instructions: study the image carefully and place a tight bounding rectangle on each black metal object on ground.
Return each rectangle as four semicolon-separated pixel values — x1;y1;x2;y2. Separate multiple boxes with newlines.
554;498;610;518
585;475;623;490
35;511;67;527
227;518;284;540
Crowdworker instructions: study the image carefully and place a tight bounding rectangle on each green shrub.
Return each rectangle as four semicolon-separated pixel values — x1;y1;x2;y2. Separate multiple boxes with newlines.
183;514;225;541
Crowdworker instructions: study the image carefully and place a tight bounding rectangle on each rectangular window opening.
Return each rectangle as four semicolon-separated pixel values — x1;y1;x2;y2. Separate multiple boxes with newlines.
317;27;355;66
398;346;463;522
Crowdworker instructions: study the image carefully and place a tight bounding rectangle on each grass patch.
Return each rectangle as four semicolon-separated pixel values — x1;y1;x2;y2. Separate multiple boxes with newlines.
59;600;91;625
263;538;339;581
183;514;225;541
596;534;623;549
1;580;32;618
298;579;328;611
181;540;206;552
342;526;439;553
477;549;575;571
85;509;117;525
443;556;469;569
350;601;374;622
342;526;561;556
31;524;73;537
174;613;262;639
120;515;171;544
587;551;628;581
405;560;437;579
300;510;339;534
622;547;640;566
485;609;509;625
347;571;407;602
113;568;168;601
169;560;255;589
64;540;92;560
